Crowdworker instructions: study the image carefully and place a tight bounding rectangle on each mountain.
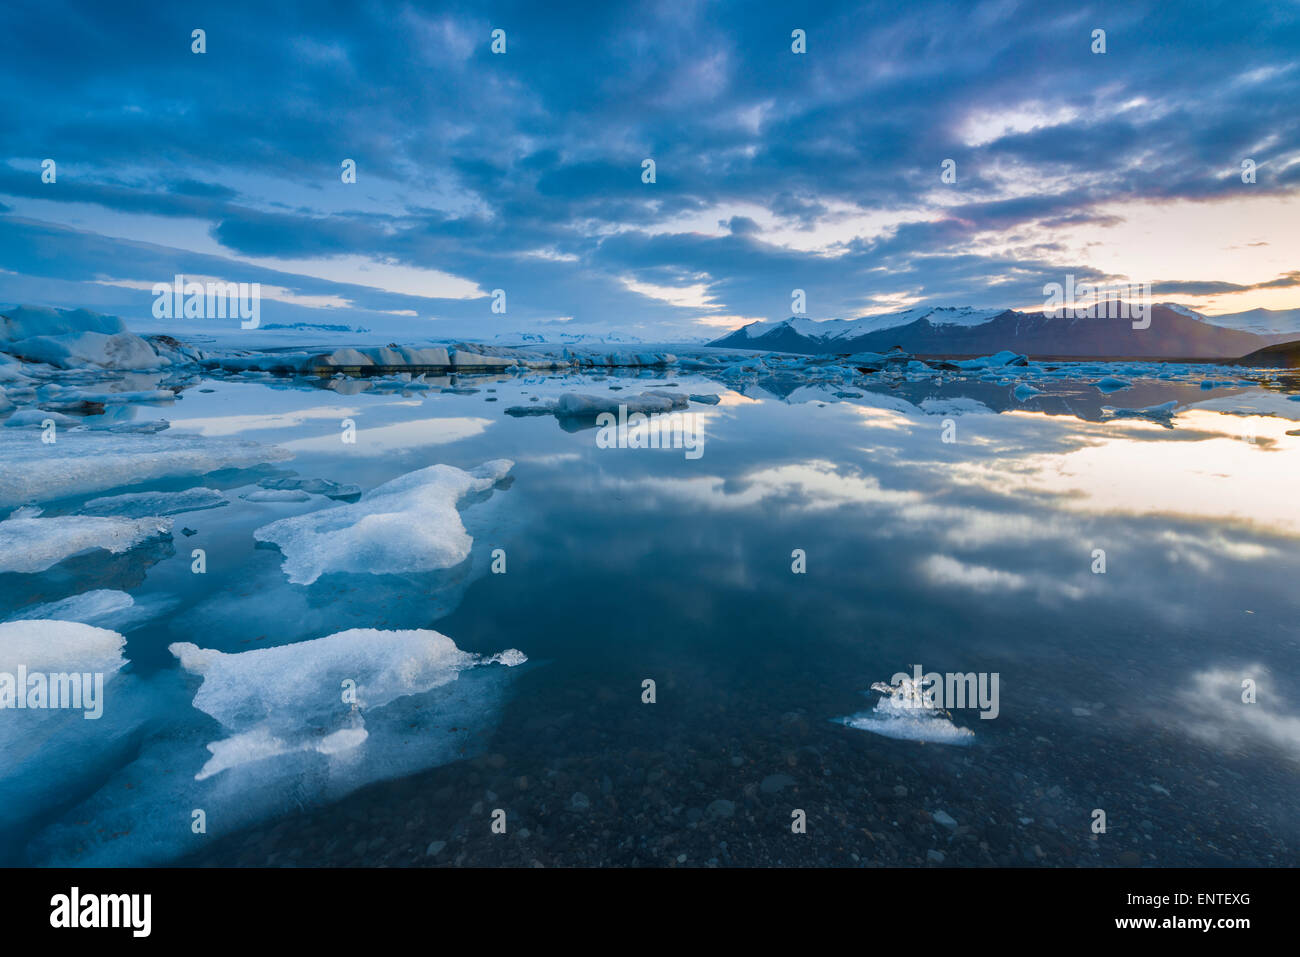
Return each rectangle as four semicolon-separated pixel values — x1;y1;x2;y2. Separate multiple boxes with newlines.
1175;305;1300;337
491;331;648;345
709;305;1288;359
1229;339;1300;368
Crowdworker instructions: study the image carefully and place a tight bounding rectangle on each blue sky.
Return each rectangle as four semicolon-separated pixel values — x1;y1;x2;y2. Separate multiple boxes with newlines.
1;0;1298;339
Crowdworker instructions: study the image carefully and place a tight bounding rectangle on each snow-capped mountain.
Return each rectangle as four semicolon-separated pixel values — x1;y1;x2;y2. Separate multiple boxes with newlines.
1162;303;1300;337
491;331;648;345
728;306;1006;344
709;304;1289;358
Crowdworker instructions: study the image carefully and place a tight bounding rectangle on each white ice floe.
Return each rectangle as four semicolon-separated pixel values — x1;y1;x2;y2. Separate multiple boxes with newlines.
1101;399;1178;420
79;487;229;518
836;675;975;745
1;306;165;371
170;627;526;779
1012;384;1044;401
0;515;172;574
24;626;526;865
1094;375;1131;394
3;409;76;428
954;351;1027;370
512;391;692;417
253;459;513;584
0;618;127;677
241;488;312;502
0;430;291;507
4;590;134;627
919;397;994;416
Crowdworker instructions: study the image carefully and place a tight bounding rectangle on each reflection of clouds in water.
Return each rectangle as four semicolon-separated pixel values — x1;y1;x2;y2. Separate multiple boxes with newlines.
604;459;920;511
280;416;493;455
938;410;1300;535
169;406;364;437
918;554;1086;601
1178;666;1300;762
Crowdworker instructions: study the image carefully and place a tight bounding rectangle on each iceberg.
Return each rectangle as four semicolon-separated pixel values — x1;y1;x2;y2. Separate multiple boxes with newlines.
1094;376;1131;394
0;515;172;574
170;627;526;779
26;626;526;866
253;459;513;584
955;351;1028;370
0;430;291;507
836;675;975;745
1012;384;1044;401
1;306;164;371
78;487;229;518
1101;399;1178;421
0;618;127;678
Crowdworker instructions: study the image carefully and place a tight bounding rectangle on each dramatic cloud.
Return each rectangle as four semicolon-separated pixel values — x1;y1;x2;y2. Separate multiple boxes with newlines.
1;0;1297;337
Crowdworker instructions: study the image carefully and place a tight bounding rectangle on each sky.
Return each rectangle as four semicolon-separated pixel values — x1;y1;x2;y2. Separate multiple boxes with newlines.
1;0;1298;340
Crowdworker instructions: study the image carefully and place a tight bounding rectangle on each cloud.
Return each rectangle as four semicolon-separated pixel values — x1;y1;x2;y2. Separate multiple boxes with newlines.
1;0;1297;334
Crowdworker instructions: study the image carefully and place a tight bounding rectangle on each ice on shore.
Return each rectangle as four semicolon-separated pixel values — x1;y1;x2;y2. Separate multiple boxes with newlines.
253;459;513;584
836;676;975;745
79;487;229;518
0;515;172;573
0;430;292;507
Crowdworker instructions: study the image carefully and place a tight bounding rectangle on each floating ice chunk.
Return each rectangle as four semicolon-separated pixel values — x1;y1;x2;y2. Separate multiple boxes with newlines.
1;305;126;341
79;487;229;518
28;625;525;865
554;391;688;416
3;409;77;428
169;627;526;779
1;590;154;631
36;384;175;405
0;430;291;507
1012;384;1043;401
253;459;512;584
0;618;126;677
1101;399;1178;420
836;676;975;745
1094;376;1131;394
242;488;312;503
919;397;993;416
4;332;163;371
689;394;721;405
257;476;361;500
955;351;1027;370
0;515;172;573
85;419;171;434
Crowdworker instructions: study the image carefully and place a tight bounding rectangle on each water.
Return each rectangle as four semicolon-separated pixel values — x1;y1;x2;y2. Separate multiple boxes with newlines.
2;362;1298;866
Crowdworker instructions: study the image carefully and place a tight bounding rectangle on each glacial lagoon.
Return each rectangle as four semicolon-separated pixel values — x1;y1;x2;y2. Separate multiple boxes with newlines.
2;349;1298;866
